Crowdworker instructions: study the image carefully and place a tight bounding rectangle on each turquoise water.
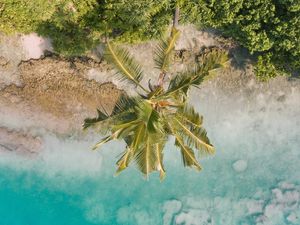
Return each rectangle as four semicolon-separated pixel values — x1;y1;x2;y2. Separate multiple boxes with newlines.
1;91;300;224
1;134;299;225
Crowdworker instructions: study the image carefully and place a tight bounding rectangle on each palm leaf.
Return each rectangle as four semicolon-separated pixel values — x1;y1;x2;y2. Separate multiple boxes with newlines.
83;108;135;134
130;123;146;153
111;94;139;115
197;48;229;75
92;119;139;151
104;42;147;92
174;118;215;155
112;120;139;139
92;135;114;150
134;135;157;177
176;105;203;129
135;101;164;134
83;95;139;133
154;28;180;73
83;109;109;130
147;108;161;133
155;141;166;180
174;134;202;170
116;147;134;174
168;121;202;170
163;73;193;99
160;49;228;99
164;64;208;97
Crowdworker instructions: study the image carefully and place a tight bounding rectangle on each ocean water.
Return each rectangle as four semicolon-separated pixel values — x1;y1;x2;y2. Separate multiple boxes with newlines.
1;84;300;225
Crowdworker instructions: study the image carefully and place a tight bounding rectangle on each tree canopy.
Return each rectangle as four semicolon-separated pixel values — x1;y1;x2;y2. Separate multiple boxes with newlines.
182;0;300;78
0;0;173;55
1;0;299;78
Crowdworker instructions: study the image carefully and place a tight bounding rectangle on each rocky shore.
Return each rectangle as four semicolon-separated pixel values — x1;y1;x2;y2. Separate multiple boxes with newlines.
0;25;299;156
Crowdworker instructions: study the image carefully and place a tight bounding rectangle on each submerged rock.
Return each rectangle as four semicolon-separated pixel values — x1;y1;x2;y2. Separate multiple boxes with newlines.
232;160;248;172
0;127;42;155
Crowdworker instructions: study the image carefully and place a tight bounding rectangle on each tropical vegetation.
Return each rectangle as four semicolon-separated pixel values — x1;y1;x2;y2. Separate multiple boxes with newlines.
83;27;228;179
1;1;298;76
0;0;172;55
183;0;300;79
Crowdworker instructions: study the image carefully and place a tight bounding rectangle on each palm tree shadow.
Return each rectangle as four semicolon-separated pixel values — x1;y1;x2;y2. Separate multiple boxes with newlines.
193;28;255;72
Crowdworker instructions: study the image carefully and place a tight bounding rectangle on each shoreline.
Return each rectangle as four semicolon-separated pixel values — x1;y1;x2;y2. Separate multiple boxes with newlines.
1;26;300;156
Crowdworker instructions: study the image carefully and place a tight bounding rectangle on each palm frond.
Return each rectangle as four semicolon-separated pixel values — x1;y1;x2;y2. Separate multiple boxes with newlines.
112;120;139;138
167;121;201;171
92;119;139;151
92;135;114;150
104;42;147;92
161;65;204;99
154;28;180;73
174;135;202;170
155;140;166;180
197;48;229;75
166;64;208;96
116;147;134;174
134;135;157;177
147;108;161;133
133;134;167;178
130;123;147;153
161;49;228;99
111;94;139;115
176;105;203;129
83;95;140;132
174;118;215;155
83;109;109;130
163;73;192;98
135;101;164;134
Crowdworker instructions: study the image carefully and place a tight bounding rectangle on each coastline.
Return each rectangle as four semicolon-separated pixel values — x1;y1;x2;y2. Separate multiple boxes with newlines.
0;25;299;155
1;26;300;225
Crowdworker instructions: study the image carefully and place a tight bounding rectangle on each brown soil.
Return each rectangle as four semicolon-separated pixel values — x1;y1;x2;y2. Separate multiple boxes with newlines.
0;56;122;134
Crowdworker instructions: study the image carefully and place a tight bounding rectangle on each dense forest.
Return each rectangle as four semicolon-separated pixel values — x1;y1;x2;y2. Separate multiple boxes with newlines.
1;0;299;79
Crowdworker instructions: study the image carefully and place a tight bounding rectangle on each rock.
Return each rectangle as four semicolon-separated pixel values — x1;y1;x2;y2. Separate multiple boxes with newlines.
163;200;182;225
0;127;42;154
0;56;10;67
287;213;298;223
0;34;23;88
232;160;248;172
21;33;53;60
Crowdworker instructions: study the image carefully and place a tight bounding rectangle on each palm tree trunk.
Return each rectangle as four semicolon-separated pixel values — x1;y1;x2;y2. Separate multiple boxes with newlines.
173;6;180;28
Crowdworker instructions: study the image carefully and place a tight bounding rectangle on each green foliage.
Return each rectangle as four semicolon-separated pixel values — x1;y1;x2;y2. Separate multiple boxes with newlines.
104;42;146;91
36;0;103;56
154;27;180;73
0;0;173;55
182;0;300;78
0;0;56;33
84;30;228;179
255;53;279;81
2;0;298;77
102;0;172;43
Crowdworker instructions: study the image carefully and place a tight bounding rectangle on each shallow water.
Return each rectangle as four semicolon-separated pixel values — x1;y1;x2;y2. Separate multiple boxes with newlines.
1;82;300;225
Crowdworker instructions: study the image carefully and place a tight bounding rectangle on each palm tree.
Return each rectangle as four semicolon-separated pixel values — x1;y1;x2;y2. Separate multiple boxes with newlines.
83;7;228;180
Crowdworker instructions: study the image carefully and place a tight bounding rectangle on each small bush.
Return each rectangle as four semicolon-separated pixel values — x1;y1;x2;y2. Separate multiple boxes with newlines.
255;53;279;81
